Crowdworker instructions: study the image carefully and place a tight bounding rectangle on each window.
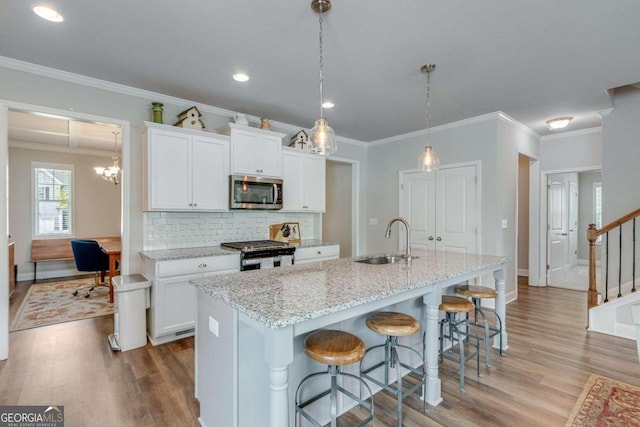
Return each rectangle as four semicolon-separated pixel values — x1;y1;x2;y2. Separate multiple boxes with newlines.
593;182;602;243
33;163;73;236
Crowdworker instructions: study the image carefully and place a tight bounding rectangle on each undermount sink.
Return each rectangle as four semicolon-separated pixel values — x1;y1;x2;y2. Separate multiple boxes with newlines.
354;254;415;265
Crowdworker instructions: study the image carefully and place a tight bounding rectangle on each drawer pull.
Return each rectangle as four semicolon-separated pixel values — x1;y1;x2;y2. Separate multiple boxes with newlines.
317;251;322;255
198;263;208;269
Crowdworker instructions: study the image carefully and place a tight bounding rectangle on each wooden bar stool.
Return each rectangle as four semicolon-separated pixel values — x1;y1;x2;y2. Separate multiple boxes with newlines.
360;312;427;427
439;295;480;393
455;285;504;366
295;330;374;427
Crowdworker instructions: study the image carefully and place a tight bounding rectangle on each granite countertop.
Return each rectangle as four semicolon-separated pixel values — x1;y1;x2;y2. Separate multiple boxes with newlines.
140;240;338;262
140;246;239;261
192;250;508;329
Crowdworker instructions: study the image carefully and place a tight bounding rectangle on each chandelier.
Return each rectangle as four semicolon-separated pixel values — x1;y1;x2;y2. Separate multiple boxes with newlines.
309;0;337;155
95;130;121;185
418;64;440;172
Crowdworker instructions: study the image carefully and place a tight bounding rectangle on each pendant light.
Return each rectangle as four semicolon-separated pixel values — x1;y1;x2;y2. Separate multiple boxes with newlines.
309;0;337;155
95;130;121;185
418;64;440;172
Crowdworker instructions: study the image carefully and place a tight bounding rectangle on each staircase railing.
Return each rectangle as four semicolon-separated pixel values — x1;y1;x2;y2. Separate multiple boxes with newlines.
587;208;640;310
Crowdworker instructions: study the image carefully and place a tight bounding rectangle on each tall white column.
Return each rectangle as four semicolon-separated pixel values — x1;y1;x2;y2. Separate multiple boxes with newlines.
422;289;443;406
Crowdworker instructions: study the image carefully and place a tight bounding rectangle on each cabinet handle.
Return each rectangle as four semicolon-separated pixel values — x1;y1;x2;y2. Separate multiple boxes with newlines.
317;251;322;255
436;237;442;241
188;203;193;207
193;203;198;207
428;236;434;241
198;263;208;269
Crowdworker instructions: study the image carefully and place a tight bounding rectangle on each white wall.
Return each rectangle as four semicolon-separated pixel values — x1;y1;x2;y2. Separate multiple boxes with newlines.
9;146;121;279
539;128;602;171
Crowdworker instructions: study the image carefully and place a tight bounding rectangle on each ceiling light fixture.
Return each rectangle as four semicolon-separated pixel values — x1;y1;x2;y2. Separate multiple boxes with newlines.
309;0;337;155
233;73;250;82
322;101;335;109
33;4;64;22
546;116;573;130
418;64;440;172
95;130;121;186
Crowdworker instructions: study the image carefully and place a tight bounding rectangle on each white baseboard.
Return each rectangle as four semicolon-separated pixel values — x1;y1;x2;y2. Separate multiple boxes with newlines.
517;268;528;276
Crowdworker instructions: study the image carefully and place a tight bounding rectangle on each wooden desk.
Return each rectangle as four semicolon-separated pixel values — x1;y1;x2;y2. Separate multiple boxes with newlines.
99;241;121;303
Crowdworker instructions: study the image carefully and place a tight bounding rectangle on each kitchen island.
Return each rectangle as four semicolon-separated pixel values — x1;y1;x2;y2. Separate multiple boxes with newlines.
193;249;508;427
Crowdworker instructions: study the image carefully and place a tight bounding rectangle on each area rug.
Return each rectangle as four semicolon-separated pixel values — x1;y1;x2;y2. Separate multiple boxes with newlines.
565;374;640;426
10;278;114;332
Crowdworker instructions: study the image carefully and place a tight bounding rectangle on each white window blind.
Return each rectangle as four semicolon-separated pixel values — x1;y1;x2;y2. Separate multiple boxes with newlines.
34;164;73;236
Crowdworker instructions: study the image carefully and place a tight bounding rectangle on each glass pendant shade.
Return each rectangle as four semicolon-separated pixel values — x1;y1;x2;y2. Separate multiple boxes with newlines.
419;145;440;172
310;117;337;155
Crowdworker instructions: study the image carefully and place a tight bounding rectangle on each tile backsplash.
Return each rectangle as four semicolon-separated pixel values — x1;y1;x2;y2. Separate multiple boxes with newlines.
143;211;320;250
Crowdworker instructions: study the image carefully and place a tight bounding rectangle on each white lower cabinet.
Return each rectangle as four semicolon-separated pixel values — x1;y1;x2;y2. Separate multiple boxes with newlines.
295;244;340;265
143;254;239;345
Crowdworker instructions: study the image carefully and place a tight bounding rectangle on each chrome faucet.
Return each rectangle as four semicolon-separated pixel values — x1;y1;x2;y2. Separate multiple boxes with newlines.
385;217;412;260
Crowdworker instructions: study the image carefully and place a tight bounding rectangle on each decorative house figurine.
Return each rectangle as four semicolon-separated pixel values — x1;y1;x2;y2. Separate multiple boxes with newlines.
289;130;309;150
174;106;205;130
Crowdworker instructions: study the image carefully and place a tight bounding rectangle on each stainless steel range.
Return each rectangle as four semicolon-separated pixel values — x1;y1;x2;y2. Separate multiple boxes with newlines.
221;240;296;271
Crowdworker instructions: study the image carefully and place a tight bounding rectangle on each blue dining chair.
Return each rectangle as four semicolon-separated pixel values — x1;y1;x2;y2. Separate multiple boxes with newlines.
70;239;111;298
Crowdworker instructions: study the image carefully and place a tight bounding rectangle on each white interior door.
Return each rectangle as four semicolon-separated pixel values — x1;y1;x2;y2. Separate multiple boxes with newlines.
435;165;478;254
400;164;477;255
547;174;569;283
400;171;435;251
568;179;579;267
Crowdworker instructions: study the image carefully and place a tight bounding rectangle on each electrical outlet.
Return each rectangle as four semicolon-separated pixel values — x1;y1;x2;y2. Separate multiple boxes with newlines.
369;218;378;226
501;219;508;229
208;316;219;337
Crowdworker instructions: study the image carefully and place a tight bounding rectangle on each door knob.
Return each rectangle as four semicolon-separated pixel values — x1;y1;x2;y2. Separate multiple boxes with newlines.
428;236;434;241
436;237;442;241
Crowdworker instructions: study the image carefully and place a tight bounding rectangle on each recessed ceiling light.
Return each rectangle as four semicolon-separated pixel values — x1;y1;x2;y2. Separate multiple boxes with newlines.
322;101;334;109
233;73;250;82
33;4;64;22
546;116;573;130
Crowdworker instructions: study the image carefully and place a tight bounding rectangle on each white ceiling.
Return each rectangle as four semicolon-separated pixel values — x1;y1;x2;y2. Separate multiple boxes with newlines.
2;0;640;144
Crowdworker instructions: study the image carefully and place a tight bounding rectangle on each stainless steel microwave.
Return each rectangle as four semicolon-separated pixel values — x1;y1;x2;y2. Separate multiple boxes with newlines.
230;175;283;210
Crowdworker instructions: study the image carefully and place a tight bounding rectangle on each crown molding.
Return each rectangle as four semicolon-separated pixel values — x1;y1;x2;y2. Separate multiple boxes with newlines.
540;127;601;142
369;111;518;147
496;112;540;139
0;56;368;148
597;107;614;118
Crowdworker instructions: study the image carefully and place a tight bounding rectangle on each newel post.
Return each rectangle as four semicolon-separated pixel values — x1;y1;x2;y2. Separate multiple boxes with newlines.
587;224;599;310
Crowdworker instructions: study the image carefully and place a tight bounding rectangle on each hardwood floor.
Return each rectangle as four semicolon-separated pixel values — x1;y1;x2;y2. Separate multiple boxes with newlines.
2;279;639;426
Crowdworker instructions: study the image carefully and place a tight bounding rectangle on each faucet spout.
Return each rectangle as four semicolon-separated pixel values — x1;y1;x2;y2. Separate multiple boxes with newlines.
384;217;412;260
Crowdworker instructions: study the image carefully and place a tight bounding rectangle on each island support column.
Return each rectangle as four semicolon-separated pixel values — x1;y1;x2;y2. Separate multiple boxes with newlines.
264;326;295;427
422;288;443;406
493;266;509;350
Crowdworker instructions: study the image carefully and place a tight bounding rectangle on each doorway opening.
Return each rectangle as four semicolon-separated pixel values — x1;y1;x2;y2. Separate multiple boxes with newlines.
323;158;359;258
545;169;602;291
1;101;130;358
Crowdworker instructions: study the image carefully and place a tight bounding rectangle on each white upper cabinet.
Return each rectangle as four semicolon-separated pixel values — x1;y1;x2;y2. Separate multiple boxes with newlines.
143;122;230;211
228;124;284;178
281;148;326;212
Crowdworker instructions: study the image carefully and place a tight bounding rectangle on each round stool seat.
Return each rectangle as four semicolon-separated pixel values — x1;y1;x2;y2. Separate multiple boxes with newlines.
439;295;475;313
304;330;366;366
455;285;497;299
366;311;420;337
